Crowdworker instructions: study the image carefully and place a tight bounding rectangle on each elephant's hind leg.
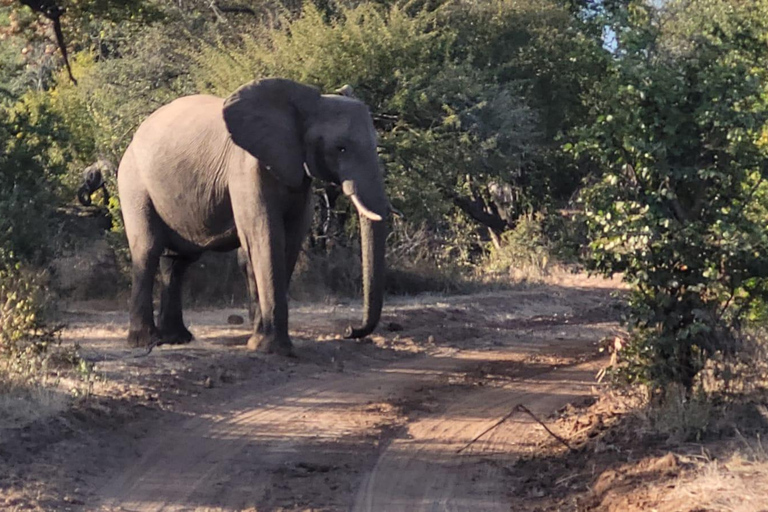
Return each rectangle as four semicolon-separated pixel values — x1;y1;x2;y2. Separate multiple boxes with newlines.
157;254;195;344
126;232;164;348
284;192;313;286
123;187;166;348
237;246;262;331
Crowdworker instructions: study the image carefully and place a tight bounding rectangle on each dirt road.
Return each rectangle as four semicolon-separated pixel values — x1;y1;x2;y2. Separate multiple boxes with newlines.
1;278;622;511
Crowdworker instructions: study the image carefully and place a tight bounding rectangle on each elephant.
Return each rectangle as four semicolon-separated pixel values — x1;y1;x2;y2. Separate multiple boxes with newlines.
117;78;389;355
77;159;112;206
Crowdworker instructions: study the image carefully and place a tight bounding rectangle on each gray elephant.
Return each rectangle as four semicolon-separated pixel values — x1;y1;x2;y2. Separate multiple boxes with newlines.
77;159;113;206
117;78;388;355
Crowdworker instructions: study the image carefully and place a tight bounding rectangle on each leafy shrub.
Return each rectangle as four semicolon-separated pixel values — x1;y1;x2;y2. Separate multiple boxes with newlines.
545;209;589;264
0;239;62;401
484;213;552;279
0;85;69;389
0;96;69;261
191;0;603;253
384;218;472;294
3;0;607;302
574;0;768;390
0;252;49;357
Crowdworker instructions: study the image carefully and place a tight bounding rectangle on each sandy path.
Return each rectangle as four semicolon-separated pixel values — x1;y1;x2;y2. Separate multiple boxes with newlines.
9;277;763;512
353;360;601;512
97;354;602;512
96;353;461;511
46;282;620;511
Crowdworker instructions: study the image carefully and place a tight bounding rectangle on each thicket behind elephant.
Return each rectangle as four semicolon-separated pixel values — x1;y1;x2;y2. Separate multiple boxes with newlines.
117;78;388;355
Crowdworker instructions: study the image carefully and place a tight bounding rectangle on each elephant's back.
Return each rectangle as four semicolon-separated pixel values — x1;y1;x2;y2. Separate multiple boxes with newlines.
118;94;242;251
143;94;224;124
131;95;227;154
120;94;231;195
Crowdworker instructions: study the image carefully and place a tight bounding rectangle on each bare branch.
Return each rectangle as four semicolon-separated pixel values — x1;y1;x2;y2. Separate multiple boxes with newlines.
457;403;575;454
19;0;77;84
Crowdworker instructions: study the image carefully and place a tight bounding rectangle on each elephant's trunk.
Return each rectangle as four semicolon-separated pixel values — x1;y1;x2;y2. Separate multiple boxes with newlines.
345;214;387;339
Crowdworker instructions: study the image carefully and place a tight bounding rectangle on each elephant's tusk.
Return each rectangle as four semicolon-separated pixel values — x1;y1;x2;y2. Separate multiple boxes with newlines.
350;194;383;222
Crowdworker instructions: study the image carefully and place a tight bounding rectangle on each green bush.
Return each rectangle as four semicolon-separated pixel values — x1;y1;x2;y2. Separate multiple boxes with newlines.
0;252;60;390
574;0;768;390
0;88;67;381
0;97;69;261
2;0;607;302
191;0;603;243
484;213;552;279
0;253;48;355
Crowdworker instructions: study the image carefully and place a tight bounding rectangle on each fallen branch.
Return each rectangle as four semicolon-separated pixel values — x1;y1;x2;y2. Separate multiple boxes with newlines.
517;404;576;452
456;404;575;454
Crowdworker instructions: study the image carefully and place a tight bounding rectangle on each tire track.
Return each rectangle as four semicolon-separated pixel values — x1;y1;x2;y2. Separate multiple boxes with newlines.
97;353;486;511
353;360;601;512
91;288;616;511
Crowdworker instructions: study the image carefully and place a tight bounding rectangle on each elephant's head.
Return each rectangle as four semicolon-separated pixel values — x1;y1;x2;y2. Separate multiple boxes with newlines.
77;160;112;206
223;78;388;339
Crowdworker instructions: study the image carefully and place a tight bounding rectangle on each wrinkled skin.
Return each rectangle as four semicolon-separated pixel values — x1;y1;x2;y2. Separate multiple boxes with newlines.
117;78;388;355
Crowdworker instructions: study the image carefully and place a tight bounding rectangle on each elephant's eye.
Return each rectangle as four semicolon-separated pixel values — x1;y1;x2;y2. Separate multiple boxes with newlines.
337;146;347;154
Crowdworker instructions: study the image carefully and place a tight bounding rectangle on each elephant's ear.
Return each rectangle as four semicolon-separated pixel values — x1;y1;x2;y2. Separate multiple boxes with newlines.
223;78;321;188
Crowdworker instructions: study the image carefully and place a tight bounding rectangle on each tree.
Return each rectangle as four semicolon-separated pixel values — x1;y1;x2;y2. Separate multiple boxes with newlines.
191;1;606;248
574;0;768;390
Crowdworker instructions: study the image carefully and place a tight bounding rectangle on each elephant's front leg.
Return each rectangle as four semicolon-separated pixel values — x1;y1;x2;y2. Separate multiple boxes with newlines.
230;165;298;356
240;216;293;356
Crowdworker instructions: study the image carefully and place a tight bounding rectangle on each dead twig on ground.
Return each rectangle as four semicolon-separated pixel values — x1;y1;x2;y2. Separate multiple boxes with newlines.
456;408;518;454
456;403;575;454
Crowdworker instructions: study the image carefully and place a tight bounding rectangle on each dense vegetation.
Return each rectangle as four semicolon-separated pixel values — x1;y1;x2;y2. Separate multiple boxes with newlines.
577;0;768;390
2;0;768;396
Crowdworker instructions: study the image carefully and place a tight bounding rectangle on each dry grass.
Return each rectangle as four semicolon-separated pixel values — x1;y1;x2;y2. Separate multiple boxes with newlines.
555;386;768;512
0;372;69;432
661;446;768;512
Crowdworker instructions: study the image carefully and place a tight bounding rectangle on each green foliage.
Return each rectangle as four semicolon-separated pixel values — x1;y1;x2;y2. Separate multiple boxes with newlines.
0;253;47;355
0;96;68;260
574;0;768;389
0;1;606;298
192;0;604;235
484;213;552;278
0;30;27;98
0;0;161;95
0;247;89;404
0;80;68;384
0;252;61;392
46;44;192;187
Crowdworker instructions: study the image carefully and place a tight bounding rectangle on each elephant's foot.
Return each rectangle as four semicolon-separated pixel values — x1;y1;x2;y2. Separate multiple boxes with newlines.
127;325;162;348
247;333;294;357
159;325;194;345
